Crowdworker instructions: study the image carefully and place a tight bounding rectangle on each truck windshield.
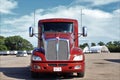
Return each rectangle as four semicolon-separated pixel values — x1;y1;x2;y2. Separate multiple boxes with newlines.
42;22;73;33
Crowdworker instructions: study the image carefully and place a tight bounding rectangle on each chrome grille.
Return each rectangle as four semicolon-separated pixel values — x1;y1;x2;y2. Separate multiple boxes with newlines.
45;39;69;61
58;40;69;60
45;40;57;60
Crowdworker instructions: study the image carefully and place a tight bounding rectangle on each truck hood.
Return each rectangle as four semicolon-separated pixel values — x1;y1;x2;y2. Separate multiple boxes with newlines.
43;32;73;40
43;32;74;47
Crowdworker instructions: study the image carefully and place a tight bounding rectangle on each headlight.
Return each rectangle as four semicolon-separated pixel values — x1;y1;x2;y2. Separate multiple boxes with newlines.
73;55;83;61
32;55;42;61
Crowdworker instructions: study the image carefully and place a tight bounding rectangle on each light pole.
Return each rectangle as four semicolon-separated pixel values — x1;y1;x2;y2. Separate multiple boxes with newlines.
0;0;1;34
80;9;85;27
81;9;82;27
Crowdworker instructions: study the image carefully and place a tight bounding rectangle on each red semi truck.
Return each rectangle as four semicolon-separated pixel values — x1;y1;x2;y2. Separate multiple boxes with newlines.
29;18;87;78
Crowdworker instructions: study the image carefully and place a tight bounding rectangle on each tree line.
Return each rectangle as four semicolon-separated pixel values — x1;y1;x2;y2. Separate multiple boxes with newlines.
0;36;33;51
80;41;120;52
0;35;120;52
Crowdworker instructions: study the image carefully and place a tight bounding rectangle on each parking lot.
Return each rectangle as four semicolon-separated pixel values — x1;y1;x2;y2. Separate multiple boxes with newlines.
0;53;120;80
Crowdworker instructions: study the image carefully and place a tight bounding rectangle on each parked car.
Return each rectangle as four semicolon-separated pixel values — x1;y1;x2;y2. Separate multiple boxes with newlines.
27;50;33;55
9;51;18;55
16;51;28;57
0;51;10;55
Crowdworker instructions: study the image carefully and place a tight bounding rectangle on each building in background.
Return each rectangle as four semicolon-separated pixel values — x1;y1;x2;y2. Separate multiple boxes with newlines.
83;46;110;53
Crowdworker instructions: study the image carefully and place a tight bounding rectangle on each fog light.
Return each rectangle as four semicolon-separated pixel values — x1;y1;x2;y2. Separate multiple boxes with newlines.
74;65;81;69
34;65;41;69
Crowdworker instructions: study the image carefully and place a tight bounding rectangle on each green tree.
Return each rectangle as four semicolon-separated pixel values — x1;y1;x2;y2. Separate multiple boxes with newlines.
113;41;120;47
0;36;5;45
98;41;105;46
5;36;33;50
106;41;120;52
0;45;7;50
0;36;8;50
80;43;88;49
91;42;96;46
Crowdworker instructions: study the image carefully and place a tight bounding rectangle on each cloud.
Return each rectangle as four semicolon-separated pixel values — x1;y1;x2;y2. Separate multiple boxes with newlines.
83;9;113;18
73;0;120;6
1;2;119;46
113;9;120;14
0;0;17;14
0;0;120;46
82;8;120;43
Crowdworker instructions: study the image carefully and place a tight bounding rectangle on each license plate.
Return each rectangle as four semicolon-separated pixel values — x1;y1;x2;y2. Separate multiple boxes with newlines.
53;67;62;72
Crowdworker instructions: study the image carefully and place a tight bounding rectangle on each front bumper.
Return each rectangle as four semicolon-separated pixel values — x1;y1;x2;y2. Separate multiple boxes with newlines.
31;61;85;73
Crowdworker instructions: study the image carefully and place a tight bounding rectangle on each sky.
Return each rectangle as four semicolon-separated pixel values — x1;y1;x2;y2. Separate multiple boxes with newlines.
0;0;120;47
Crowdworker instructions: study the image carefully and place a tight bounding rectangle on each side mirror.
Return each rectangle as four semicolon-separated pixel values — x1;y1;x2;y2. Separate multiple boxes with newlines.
29;27;34;37
82;26;87;37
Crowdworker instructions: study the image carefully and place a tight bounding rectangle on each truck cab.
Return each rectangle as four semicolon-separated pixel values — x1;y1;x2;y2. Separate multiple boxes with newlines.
29;18;87;78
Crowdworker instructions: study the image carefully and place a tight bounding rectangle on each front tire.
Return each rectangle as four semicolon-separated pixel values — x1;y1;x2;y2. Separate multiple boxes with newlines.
31;71;39;78
77;72;84;77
